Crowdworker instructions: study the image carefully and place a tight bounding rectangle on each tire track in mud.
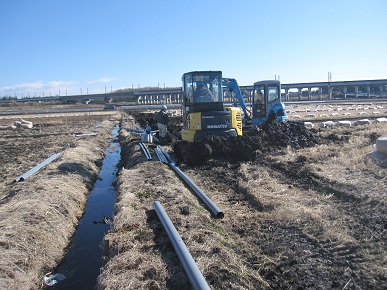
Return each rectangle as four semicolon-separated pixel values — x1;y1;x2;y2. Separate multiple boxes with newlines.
188;164;329;288
254;155;387;288
188;158;386;289
259;154;386;240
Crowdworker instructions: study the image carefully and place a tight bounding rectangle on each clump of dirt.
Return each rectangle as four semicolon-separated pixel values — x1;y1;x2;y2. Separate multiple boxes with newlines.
173;120;320;166
134;112;158;130
129;111;182;143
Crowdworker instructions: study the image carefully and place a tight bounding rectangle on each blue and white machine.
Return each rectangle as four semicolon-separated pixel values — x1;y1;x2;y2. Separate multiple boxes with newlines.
222;78;287;126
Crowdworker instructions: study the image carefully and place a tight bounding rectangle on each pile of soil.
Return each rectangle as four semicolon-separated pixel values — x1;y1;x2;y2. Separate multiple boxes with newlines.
173;120;320;165
129;110;320;166
130;111;182;143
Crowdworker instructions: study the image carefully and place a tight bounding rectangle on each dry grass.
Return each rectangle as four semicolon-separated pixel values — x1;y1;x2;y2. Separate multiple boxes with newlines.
0;114;119;289
99;123;272;289
99;114;387;289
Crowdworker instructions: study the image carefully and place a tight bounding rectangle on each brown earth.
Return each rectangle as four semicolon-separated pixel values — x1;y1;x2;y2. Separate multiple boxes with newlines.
99;109;387;289
0;104;386;289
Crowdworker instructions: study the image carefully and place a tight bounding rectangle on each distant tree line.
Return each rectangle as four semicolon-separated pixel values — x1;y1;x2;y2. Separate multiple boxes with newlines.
1;96;17;100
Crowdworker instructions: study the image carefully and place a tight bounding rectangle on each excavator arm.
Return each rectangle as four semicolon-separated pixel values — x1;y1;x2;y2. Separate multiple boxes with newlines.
222;78;251;124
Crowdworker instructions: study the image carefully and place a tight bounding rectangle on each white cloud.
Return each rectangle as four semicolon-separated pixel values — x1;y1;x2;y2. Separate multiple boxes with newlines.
0;78;121;97
87;77;117;84
0;80;78;97
0;81;77;92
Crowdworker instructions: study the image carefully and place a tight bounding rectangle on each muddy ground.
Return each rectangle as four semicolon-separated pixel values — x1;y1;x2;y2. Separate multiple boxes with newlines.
99;109;386;289
0;103;386;289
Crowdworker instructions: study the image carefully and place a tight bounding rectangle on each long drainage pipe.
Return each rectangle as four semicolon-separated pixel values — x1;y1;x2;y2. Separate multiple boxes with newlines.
139;142;152;160
14;151;63;182
157;145;224;219
153;201;211;290
168;162;224;219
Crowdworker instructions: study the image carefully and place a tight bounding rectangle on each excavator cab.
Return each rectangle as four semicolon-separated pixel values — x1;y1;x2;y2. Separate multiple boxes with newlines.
182;71;223;112
181;71;242;142
252;80;287;125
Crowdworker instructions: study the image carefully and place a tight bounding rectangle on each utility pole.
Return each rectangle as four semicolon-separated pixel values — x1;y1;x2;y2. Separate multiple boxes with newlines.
328;72;332;99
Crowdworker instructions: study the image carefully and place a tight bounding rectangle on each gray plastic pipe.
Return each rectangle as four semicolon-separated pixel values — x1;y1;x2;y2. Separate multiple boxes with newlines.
153;201;211;290
168;162;224;219
157;146;224;219
139;142;152;160
14;152;63;182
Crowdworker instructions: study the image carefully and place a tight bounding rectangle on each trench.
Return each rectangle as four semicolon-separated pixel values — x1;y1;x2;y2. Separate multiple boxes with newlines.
48;125;121;289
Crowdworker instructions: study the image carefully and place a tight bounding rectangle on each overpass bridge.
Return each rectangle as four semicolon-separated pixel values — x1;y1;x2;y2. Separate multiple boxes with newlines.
238;79;387;101
281;79;387;100
65;78;387;103
3;79;387;105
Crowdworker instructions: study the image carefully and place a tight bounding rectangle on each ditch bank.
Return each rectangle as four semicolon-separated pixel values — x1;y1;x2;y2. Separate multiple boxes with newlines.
97;118;209;289
97;117;271;289
0;117;119;289
48;125;121;289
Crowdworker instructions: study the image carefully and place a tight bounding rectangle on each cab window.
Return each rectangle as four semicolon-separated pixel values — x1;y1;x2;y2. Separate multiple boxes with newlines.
268;86;279;103
184;74;194;104
253;86;265;104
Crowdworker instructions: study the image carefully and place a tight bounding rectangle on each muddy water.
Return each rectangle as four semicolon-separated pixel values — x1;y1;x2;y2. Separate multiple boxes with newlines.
50;125;120;289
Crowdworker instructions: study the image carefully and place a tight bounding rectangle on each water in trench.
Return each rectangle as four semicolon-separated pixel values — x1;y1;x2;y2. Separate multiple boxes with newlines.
48;125;121;289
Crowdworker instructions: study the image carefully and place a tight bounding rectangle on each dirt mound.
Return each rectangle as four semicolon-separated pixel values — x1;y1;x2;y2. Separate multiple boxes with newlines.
130;111;320;166
174;120;320;166
129;111;182;143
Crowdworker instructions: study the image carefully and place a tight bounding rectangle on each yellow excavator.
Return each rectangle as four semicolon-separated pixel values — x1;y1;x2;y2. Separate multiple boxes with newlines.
181;71;242;142
181;70;287;142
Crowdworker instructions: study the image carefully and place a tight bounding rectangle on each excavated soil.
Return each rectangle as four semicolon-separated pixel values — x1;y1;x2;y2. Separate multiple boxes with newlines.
99;110;387;289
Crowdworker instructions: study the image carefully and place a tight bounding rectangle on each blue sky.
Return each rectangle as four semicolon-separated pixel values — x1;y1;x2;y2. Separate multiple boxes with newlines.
1;0;386;98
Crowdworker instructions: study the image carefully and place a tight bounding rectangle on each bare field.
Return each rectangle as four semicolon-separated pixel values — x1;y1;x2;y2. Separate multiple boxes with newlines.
0;103;386;289
286;101;387;123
